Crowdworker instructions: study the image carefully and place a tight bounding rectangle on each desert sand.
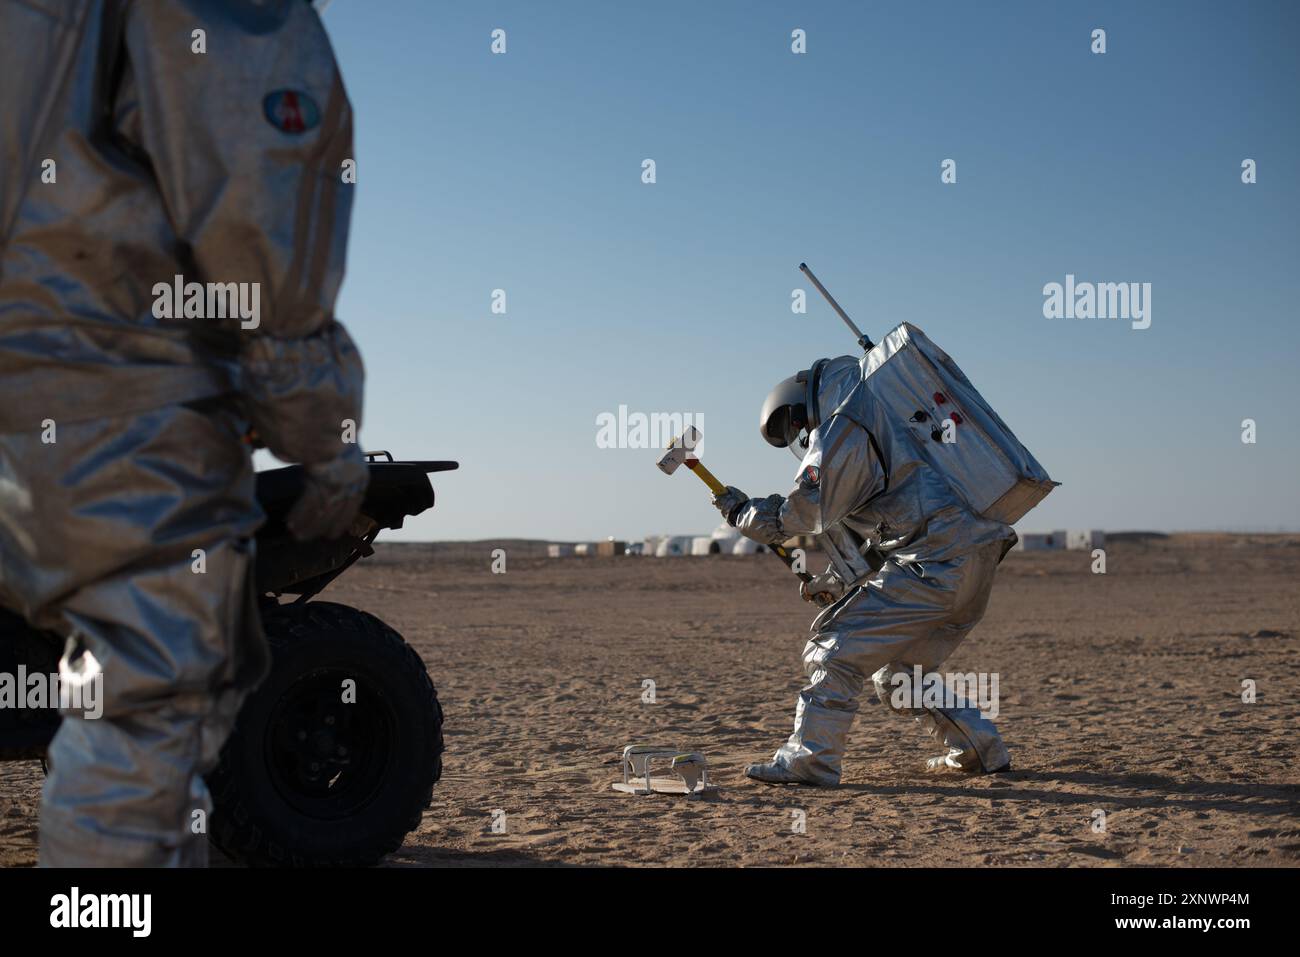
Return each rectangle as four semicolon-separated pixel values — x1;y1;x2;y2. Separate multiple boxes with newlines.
2;533;1298;867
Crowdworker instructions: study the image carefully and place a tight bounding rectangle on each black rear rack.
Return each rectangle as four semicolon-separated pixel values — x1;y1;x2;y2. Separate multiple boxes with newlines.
365;450;459;474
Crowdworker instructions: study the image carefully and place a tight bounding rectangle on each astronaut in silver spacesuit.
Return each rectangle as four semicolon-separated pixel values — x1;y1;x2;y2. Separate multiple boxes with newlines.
714;355;1015;785
0;0;365;865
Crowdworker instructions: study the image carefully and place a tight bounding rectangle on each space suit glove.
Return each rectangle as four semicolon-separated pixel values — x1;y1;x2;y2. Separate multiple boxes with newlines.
285;444;370;541
799;570;845;604
712;485;749;526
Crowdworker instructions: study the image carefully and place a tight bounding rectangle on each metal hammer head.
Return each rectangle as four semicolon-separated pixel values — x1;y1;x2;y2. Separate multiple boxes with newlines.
656;426;703;475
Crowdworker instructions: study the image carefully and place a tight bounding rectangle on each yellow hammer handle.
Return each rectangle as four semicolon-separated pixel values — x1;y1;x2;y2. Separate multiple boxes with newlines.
684;458;727;496
682;455;827;603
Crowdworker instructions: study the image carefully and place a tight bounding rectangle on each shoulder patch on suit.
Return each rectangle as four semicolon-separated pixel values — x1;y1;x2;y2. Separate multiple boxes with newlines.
800;465;820;488
263;90;320;133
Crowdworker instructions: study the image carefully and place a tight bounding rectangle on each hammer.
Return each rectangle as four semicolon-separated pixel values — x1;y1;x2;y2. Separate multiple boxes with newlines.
656;426;833;605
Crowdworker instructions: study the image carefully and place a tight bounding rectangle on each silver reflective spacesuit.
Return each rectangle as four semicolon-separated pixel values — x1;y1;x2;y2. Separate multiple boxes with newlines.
0;0;365;864
716;353;1019;785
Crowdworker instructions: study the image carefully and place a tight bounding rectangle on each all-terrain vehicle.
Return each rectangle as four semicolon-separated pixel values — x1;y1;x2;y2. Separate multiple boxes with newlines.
0;451;455;867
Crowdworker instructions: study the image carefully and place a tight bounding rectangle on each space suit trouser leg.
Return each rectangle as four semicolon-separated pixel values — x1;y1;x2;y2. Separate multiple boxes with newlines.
770;609;867;786
37;536;260;867
870;662;1010;772
867;541;1009;772
0;403;265;867
770;544;1007;783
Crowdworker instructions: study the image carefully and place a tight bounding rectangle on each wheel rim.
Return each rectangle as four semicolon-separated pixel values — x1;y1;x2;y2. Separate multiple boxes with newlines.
263;667;397;820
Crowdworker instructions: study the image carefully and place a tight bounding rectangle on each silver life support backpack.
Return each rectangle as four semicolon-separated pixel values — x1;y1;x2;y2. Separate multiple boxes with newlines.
857;323;1057;525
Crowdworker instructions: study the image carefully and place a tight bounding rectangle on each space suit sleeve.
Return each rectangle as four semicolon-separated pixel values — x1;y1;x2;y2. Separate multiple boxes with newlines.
733;415;884;544
121;0;362;466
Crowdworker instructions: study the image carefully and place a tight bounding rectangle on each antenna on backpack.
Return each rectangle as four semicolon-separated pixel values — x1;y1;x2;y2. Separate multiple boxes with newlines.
799;263;874;352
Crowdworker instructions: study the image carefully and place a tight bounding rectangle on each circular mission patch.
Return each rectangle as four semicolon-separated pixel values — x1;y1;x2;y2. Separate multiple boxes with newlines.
263;89;321;134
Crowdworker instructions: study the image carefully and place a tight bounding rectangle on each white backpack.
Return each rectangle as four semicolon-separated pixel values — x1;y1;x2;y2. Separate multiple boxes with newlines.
860;323;1058;524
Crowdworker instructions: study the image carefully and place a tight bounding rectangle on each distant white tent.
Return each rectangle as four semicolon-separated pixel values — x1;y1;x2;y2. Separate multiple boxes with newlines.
704;522;765;555
690;536;716;555
1067;530;1105;550
1012;530;1067;551
681;523;741;555
642;526;769;556
654;535;693;557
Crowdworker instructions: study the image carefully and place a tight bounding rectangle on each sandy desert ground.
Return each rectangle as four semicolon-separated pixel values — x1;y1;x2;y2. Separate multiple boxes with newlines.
2;533;1298;867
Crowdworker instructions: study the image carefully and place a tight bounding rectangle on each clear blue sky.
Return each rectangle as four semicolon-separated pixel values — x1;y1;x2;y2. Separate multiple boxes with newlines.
291;0;1300;541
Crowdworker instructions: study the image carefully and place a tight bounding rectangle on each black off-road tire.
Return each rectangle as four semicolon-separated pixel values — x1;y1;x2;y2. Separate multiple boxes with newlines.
208;601;443;867
0;609;61;761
